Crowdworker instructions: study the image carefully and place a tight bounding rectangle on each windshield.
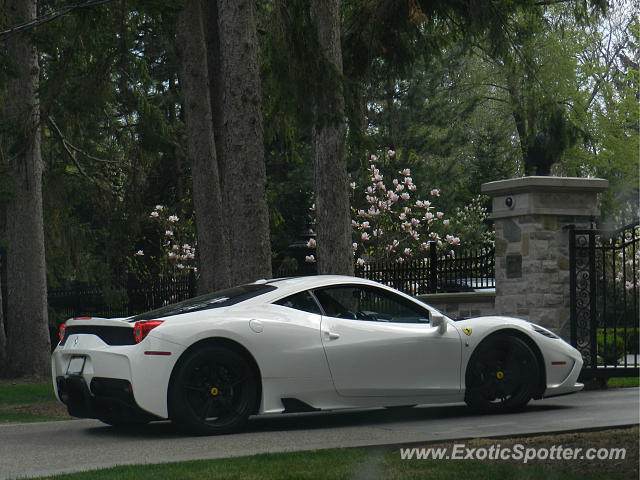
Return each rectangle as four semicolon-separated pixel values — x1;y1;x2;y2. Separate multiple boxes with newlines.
131;283;277;321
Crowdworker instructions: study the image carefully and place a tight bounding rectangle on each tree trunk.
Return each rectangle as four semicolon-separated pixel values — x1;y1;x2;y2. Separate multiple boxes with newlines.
176;0;230;293
311;0;353;276
0;255;6;374
3;0;51;378
217;0;272;285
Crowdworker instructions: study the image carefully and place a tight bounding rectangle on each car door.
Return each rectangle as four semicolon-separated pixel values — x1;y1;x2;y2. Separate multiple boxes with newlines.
315;285;462;397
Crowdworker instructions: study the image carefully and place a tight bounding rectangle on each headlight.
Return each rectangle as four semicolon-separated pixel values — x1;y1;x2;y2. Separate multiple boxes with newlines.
530;323;559;339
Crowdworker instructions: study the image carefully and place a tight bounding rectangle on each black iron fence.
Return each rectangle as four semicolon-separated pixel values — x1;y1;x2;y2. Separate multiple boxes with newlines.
570;220;639;379
48;272;196;323
355;244;495;296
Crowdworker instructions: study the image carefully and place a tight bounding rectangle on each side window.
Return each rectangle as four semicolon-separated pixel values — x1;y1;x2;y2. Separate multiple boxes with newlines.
314;286;430;324
274;291;322;315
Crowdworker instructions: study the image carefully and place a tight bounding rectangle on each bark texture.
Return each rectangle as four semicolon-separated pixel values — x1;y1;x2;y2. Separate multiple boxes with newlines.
176;0;230;293
311;0;353;276
217;0;272;285
3;0;51;378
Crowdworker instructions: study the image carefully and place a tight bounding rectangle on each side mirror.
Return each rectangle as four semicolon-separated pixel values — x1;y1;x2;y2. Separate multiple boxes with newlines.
430;313;447;334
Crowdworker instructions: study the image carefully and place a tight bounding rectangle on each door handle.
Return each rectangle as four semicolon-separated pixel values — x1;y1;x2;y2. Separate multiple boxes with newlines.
324;330;340;340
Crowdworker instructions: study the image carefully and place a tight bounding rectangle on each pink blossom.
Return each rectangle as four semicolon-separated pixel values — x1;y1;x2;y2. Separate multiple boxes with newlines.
443;219;450;226
401;221;411;230
366;195;377;204
350;182;356;190
135;250;144;256
177;263;185;269
395;184;405;192
415;200;424;208
408;184;416;191
168;215;179;223
370;154;378;163
361;232;371;241
404;248;412;256
307;238;316;248
437;211;444;219
172;244;179;251
388;149;396;158
399;212;407;220
401;168;411;176
305;255;316;263
430;189;440;197
424;212;434;221
155;205;164;211
410;230;420;240
396;257;405;264
357;209;366;217
352;242;359;251
356;258;365;267
373;228;383;237
420;242;429;250
150;211;159;218
165;230;174;237
351;219;359;227
366;186;375;194
403;176;413;185
361;221;370;229
376;181;386;191
368;206;381;216
401;192;410;201
393;179;399;187
310;203;316;211
411;218;420;226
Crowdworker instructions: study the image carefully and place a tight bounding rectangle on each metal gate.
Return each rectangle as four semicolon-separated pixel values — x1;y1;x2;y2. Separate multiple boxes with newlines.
569;220;639;379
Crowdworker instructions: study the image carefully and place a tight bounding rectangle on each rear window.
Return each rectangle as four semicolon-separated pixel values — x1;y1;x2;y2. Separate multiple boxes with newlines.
131;284;277;321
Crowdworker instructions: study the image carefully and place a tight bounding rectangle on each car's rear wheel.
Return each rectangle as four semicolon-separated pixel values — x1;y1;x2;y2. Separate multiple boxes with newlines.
168;345;258;434
465;334;539;412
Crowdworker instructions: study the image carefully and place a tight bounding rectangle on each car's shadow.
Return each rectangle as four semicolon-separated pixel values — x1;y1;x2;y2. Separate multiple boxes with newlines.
83;402;571;439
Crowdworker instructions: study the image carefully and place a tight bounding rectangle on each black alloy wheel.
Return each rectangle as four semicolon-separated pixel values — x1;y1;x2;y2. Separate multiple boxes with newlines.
465;334;539;412
168;345;258;434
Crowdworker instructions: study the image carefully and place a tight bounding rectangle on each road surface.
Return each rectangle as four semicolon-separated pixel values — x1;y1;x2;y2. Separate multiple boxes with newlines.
1;387;638;480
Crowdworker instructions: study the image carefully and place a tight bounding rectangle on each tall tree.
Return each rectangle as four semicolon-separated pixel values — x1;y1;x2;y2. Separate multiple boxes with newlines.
217;0;272;284
1;0;51;377
176;0;230;293
311;0;353;275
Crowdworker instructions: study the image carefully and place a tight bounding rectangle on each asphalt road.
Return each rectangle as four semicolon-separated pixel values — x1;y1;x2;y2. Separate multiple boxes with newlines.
1;387;638;480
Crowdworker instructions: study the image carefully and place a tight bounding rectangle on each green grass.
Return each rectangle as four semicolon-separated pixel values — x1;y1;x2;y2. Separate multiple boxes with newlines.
22;448;605;480
607;377;640;388
0;382;66;423
0;382;56;405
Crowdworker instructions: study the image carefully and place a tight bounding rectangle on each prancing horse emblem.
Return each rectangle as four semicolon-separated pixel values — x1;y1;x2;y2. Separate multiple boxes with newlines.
462;327;472;336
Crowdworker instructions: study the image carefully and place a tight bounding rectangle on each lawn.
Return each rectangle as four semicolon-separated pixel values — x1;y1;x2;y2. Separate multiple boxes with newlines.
0;380;70;422
19;447;616;480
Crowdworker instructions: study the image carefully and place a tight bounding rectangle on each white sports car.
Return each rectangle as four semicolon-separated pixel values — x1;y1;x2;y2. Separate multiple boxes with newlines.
52;275;583;434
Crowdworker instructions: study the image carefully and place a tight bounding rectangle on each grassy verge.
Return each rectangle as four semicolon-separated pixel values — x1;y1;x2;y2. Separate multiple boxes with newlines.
607;377;640;388
20;449;603;480
23;426;638;480
0;381;70;422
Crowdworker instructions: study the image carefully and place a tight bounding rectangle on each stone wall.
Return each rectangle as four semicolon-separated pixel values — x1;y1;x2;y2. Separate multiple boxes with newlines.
417;291;496;320
482;176;608;335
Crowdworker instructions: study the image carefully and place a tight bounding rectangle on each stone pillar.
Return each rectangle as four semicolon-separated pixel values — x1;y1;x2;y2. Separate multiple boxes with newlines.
481;177;608;335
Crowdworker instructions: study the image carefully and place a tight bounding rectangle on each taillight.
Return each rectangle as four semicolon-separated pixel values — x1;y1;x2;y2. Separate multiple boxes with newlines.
133;321;163;343
58;323;66;343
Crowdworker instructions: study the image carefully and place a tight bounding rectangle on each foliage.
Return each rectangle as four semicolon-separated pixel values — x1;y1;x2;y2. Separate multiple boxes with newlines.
129;205;197;280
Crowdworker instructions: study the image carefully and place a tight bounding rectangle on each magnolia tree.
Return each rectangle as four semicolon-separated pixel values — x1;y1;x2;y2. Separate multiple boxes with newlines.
614;226;640;292
131;205;197;278
306;150;465;265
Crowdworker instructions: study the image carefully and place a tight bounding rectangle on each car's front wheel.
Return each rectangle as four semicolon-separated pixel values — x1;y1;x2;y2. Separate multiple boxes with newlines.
168;345;258;434
465;334;539;412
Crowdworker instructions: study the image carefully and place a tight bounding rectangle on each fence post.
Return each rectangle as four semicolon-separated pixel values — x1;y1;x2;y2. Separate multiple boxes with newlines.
429;241;437;293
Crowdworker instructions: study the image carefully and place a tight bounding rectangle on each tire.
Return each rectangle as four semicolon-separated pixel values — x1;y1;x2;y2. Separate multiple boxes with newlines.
168;345;258;434
465;334;539;412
